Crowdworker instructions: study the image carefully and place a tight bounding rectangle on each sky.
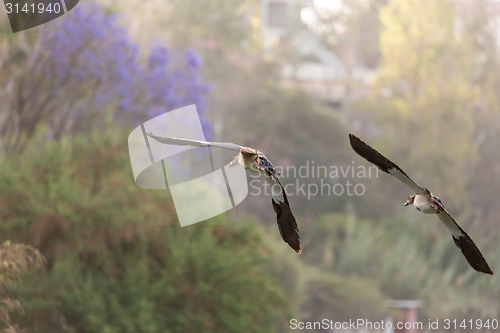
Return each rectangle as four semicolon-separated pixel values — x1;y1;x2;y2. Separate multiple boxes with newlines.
301;0;343;25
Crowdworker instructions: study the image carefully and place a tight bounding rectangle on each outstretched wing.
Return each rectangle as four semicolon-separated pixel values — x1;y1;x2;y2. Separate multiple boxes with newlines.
435;206;493;275
146;133;242;152
349;134;426;194
268;177;301;254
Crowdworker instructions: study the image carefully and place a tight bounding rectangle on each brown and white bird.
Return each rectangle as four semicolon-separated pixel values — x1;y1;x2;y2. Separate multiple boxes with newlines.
146;133;301;254
349;133;493;275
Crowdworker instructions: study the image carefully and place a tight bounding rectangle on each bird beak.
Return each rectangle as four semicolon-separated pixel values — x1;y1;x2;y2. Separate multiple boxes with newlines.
404;202;410;206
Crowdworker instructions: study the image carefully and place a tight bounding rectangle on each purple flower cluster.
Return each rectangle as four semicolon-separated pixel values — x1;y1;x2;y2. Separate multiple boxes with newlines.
40;2;210;137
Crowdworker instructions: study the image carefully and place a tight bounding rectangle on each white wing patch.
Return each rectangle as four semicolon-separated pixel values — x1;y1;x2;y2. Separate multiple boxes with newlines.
387;167;426;194
436;209;465;238
146;133;242;152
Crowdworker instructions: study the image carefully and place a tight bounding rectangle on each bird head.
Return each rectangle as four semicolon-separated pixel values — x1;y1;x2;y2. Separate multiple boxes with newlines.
404;195;415;206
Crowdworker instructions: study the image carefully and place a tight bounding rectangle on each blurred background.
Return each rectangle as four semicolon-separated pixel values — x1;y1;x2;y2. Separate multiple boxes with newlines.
1;0;499;332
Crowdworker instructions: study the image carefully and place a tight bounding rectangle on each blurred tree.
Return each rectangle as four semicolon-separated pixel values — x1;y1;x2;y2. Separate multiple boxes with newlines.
300;272;385;325
303;0;388;110
349;0;478;215
459;0;500;230
165;0;257;50
0;2;209;153
160;0;269;142
0;132;292;332
301;212;500;320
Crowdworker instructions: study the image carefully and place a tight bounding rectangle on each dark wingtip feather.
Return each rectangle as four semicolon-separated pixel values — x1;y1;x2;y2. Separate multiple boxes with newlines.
272;200;301;254
348;133;397;174
453;235;494;275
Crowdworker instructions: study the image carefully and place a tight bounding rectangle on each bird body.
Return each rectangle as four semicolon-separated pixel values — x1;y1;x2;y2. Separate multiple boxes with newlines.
230;149;258;171
414;194;435;213
230;148;278;179
407;192;442;214
349;133;493;275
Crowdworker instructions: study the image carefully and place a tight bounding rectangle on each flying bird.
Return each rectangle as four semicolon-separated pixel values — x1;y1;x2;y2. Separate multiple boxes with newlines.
349;133;493;275
146;133;301;254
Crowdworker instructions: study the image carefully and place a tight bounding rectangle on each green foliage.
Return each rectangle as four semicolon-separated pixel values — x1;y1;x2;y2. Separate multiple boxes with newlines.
301;212;500;319
350;0;477;215
219;83;354;217
2;0;500;328
0;132;291;332
458;0;500;230
300;273;385;323
1;127;499;331
24;223;288;333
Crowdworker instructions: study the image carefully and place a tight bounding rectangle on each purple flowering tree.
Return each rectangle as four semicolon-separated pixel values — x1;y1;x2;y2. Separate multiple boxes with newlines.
0;2;210;152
